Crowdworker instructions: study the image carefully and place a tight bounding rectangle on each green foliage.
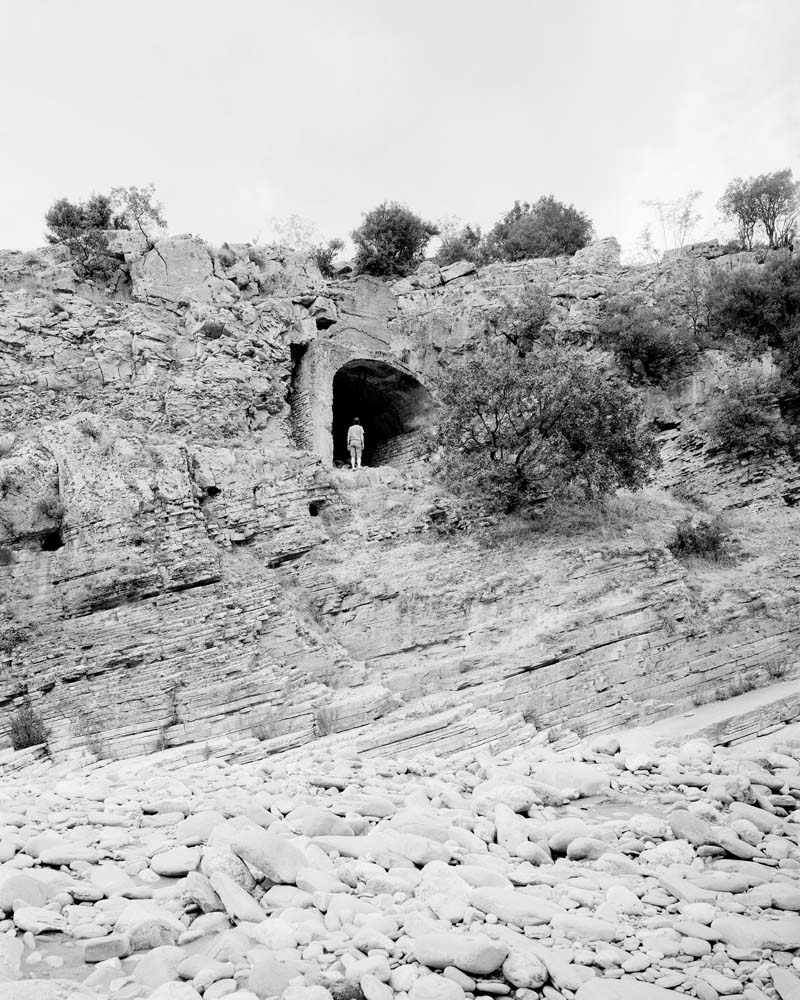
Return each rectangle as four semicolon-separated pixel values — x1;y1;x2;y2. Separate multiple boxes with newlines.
706;373;792;455
484;197;593;262
433;343;661;516
599;293;700;384
719;170;799;249
352;202;438;278
312;238;345;278
667;515;729;561
435;222;483;266
10;700;48;750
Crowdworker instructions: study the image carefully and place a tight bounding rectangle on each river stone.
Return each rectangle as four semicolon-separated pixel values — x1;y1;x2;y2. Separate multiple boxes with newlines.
151;846;201;877
668;809;714;847
678;739;714;767
470;886;563;925
409;974;465;1000
711;913;800;950
209;872;265;922
412;931;508;975
531;762;610;797
772;968;800;1000
576;978;691;998
0;870;47;911
114;900;185;951
147;984;203;1000
133;944;187;986
229;828;306;883
417;860;470;922
81;934;132;962
248;958;304;999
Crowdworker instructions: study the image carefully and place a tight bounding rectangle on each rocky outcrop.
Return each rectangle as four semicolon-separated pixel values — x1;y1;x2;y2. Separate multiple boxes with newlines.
0;237;798;760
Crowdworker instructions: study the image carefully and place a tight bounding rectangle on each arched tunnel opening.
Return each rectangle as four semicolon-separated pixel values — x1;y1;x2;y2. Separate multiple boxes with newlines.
331;360;434;467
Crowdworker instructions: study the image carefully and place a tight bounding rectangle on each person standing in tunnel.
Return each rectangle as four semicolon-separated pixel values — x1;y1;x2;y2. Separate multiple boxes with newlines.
347;417;365;470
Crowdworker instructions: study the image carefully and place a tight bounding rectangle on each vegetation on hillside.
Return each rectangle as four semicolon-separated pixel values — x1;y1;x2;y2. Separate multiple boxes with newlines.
351;202;439;277
433;342;661;516
719;169;799;250
599;292;700;385
44;185;166;279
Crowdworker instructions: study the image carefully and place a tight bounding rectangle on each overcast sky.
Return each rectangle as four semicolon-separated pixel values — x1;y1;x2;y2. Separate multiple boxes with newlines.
2;0;798;256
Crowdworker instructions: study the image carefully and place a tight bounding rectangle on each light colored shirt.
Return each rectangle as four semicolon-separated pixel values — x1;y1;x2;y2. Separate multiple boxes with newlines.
347;424;364;448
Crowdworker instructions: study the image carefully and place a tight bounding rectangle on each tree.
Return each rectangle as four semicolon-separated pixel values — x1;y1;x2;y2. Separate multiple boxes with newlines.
352;202;439;277
434;343;661;515
599;292;700;385
435;219;483;266
719;170;799;249
706;373;791;455
641;191;702;252
44;193;121;279
483;197;594;262
110;184;166;248
312;238;345;278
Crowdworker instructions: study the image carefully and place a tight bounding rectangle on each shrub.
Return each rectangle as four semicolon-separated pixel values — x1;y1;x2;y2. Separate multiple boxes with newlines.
34;495;64;521
706;374;791;455
435;222;483;267
10;700;48;750
216;243;237;268
44;193;121;279
352;202;438;278
433;343;661;517
0;546;13;567
600;293;699;384
312;238;345;278
705;259;800;346
667;515;729;561
483;196;593;262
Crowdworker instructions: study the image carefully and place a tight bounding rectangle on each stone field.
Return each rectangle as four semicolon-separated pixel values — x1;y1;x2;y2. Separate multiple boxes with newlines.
0;728;799;1000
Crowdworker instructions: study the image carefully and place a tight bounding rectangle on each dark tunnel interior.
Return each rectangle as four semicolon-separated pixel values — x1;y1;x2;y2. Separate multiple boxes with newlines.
331;360;433;466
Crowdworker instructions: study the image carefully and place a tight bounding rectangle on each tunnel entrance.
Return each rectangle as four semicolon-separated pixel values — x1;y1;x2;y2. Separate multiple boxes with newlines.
331;360;434;467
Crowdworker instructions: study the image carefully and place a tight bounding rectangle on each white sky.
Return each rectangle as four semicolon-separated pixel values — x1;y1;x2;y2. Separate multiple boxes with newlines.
1;0;798;255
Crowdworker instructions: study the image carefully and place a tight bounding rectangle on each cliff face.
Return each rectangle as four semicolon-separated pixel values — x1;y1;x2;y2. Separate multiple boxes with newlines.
0;235;797;760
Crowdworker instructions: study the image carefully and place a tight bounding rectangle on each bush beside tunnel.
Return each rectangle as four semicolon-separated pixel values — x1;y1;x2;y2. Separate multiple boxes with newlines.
331;360;434;467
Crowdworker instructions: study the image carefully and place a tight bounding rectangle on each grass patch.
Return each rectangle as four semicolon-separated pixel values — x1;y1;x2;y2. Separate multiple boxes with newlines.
667;515;730;561
10;700;48;750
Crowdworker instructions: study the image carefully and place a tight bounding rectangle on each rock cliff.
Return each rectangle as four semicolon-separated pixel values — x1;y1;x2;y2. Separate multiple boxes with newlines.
0;235;797;760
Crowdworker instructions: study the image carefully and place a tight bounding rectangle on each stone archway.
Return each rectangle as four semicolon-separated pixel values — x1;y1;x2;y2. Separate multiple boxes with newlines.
330;359;434;467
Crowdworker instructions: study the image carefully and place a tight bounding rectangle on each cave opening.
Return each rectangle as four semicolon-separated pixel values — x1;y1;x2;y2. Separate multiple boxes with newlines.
40;528;64;551
331;359;434;467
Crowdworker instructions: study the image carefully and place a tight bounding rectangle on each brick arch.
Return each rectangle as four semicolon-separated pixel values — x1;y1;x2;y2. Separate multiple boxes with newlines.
290;341;434;467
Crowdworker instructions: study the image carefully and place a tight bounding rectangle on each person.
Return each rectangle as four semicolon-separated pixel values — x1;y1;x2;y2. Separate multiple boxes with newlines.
347;417;365;469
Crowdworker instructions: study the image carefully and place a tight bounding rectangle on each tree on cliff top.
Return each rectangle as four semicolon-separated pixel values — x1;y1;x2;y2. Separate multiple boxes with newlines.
719;170;799;250
110;184;167;248
483;197;594;262
352;202;439;278
44;193;121;279
433;344;661;516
